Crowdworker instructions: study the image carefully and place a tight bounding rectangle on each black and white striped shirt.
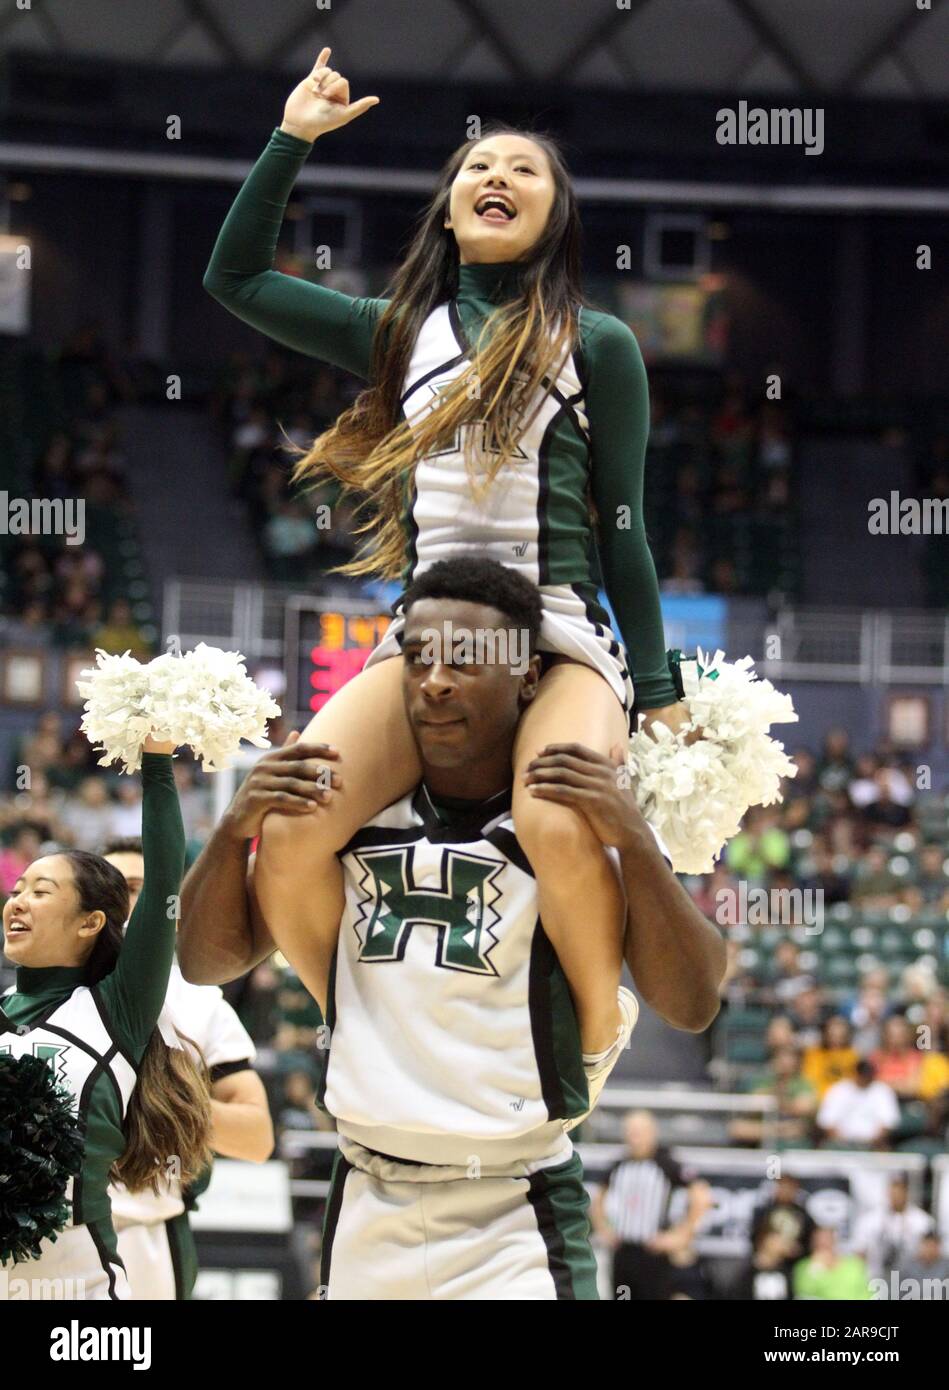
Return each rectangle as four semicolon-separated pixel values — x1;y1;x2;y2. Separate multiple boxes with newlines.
603;1147;691;1244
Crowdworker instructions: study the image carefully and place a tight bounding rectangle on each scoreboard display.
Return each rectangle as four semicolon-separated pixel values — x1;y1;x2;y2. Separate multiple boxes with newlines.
285;597;394;723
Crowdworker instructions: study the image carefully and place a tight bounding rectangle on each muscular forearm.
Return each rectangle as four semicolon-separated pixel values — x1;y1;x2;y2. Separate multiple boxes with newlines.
210;1098;274;1163
620;828;726;1032
178;822;270;985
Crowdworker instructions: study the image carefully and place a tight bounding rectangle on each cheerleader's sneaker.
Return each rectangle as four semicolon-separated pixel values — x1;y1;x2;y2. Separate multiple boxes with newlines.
564;986;639;1133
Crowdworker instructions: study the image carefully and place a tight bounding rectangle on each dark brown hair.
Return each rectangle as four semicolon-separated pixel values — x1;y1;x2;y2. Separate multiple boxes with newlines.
63;850;213;1193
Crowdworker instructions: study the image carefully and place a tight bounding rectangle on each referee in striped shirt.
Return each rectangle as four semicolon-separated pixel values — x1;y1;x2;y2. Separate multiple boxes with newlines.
592;1110;711;1299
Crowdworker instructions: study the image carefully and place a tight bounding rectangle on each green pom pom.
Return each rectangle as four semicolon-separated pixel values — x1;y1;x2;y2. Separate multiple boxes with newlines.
0;1054;85;1265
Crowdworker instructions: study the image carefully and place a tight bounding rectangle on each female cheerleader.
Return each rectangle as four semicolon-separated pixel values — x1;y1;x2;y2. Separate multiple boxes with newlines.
203;49;688;1057
0;739;211;1300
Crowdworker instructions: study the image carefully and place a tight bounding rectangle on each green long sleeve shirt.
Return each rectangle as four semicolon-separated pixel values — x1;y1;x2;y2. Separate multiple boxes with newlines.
1;754;185;1226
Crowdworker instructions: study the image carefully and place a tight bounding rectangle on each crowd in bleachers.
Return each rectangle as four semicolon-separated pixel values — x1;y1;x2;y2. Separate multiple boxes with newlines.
208;348;359;584
209;347;801;598
0;326;156;653
702;729;949;1160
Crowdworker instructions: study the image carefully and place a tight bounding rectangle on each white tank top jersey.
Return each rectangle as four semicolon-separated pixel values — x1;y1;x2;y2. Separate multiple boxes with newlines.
1;988;137;1227
108;961;257;1226
400;303;589;583
324;782;657;1168
363;301;636;717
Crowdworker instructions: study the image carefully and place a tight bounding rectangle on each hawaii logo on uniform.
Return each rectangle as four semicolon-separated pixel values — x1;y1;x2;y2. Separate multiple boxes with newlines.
350;845;505;976
425;378;530;466
0;1040;71;1087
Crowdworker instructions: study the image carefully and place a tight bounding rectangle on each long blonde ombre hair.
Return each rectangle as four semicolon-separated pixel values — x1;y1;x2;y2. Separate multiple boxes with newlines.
289;122;589;580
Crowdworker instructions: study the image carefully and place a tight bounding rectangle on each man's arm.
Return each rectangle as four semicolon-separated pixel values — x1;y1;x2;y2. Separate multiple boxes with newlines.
524;742;726;1032
617;823;726;1032
209;1069;275;1163
650;1180;714;1254
590;1177;620;1247
178;733;339;984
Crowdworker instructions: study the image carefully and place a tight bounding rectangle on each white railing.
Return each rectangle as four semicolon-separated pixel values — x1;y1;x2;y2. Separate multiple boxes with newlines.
164;580;949;685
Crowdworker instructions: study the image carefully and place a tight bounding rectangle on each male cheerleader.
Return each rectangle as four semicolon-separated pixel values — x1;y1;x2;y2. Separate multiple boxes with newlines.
179;559;725;1299
102;838;273;1300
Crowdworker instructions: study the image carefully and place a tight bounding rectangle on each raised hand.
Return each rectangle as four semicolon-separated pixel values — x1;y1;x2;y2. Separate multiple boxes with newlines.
281;46;379;143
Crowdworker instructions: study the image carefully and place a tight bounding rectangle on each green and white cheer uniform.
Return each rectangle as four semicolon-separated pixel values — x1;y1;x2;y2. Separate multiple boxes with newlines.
319;783;600;1300
0;754;184;1301
109;960;257;1300
204;128;678;718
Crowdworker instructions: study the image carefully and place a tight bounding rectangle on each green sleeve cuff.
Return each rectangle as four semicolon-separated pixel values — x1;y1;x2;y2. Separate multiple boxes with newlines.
271;126;314;154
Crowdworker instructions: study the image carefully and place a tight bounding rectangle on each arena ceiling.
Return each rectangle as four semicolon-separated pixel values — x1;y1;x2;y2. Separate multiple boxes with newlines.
1;0;948;101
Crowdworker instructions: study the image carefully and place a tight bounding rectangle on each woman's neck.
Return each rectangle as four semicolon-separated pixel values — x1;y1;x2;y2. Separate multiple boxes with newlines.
15;962;85;995
456;259;525;302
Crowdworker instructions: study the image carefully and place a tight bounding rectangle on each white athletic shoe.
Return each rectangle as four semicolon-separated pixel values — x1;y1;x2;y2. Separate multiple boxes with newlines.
564;986;639;1134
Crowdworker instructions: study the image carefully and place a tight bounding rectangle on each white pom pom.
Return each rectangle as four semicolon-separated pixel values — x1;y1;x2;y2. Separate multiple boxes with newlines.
77;644;281;774
629;649;797;874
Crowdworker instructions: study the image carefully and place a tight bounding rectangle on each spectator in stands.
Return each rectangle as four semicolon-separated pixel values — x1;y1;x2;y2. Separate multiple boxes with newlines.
850;845;902;910
757;402;792;473
792;1227;871;1300
750;1173;815;1278
788;748;818;798
278;1070;324;1132
900;1233;949;1294
660;526;704;596
726;806;790;883
786;982;826;1050
848;975;890;1054
261;499;319;582
171;758;213;844
921;991;949;1054
817;729;853;795
2;769;67;846
111;778;144;838
852;1175;934;1281
802;839;851;906
765;1014;797;1053
731;1045;817;1149
817;1059;899;1150
802;1015;859;1097
863;768;913;832
0;823;44;894
46;732;96;793
732;1228;794;1300
894;963;938;1025
35;432;74;499
710;383;753;458
591;1110;709;1301
709;557;738;595
871;1014;924;1100
847;753;881;810
57;774;116;850
93;596;151;659
906;843;949;913
666;1183;717;1300
763;940;813;1008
